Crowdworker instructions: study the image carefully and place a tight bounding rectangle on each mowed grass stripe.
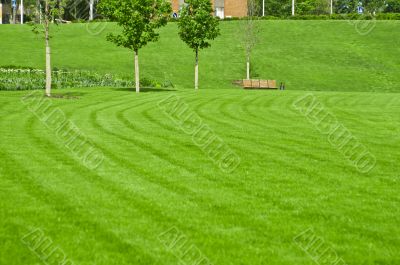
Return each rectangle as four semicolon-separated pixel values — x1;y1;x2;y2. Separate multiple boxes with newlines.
0;94;225;262
60;92;280;240
0;149;159;265
7;98;260;262
63;93;304;262
81;94;288;236
184;92;355;175
106;89;378;195
0;113;164;264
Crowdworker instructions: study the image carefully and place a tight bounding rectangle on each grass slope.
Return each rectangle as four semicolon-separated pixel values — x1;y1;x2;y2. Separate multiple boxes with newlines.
0;87;399;264
0;20;399;92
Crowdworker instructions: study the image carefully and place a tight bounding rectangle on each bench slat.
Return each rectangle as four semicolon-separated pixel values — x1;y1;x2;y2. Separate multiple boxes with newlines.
243;79;277;89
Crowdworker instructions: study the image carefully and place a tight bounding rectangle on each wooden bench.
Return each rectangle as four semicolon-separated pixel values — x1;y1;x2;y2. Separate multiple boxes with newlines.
243;79;278;89
55;19;72;24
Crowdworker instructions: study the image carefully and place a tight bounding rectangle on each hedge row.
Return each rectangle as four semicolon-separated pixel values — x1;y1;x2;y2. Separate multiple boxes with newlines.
0;66;173;90
219;13;400;21
83;12;400;24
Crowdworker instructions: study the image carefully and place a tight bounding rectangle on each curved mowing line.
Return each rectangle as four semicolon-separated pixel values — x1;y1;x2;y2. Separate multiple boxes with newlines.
0;147;158;264
199;93;337;158
185;93;364;177
108;93;344;217
16;114;234;253
83;96;282;233
112;101;297;226
69;92;296;234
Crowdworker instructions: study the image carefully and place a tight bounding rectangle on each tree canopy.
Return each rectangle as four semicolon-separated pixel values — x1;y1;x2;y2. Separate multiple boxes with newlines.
98;0;171;52
178;0;220;52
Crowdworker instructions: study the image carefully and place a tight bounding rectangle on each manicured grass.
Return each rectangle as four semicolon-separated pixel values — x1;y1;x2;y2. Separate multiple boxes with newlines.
0;20;399;264
0;20;399;91
0;87;399;265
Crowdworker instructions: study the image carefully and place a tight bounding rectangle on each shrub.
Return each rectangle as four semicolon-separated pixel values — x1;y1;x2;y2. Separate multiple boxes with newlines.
0;68;171;91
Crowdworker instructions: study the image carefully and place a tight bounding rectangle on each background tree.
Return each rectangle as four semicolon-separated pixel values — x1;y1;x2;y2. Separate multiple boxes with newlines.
241;0;260;80
385;0;400;12
98;0;171;93
35;0;41;23
261;0;291;17
364;0;386;13
64;0;89;21
178;0;220;90
296;0;330;14
30;0;66;96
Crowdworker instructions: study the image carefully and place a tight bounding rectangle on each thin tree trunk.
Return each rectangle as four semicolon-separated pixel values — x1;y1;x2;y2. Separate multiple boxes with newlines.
195;49;199;90
292;0;295;16
12;5;16;24
36;0;40;23
134;50;139;93
20;0;23;24
89;0;94;20
262;0;265;16
45;0;51;97
246;56;250;80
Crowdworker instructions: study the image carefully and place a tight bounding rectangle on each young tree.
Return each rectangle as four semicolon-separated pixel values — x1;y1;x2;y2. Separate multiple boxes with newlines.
241;0;260;80
98;0;171;93
178;0;220;90
31;0;66;96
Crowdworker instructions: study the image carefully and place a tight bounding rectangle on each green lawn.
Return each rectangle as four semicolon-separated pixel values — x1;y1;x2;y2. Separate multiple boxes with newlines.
0;21;400;265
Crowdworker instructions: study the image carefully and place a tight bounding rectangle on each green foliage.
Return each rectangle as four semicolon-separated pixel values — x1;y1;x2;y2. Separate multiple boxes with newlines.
296;0;330;15
47;0;67;18
376;12;400;18
256;13;400;19
257;0;400;16
0;65;173;90
139;76;174;88
98;0;172;52
28;0;67;36
177;0;220;52
384;0;400;12
0;68;137;90
258;0;291;16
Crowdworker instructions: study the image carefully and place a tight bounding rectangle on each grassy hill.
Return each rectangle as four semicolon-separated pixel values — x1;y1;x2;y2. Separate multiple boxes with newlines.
0;20;399;92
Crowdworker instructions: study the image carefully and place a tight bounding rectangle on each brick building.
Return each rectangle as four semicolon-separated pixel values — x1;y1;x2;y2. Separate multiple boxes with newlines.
171;0;248;18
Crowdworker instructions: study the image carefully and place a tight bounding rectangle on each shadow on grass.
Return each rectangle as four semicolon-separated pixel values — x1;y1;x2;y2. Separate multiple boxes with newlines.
50;91;87;99
112;87;176;93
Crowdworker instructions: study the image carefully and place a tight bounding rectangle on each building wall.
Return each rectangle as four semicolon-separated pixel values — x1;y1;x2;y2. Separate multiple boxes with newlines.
171;0;248;18
224;0;247;17
171;0;180;12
